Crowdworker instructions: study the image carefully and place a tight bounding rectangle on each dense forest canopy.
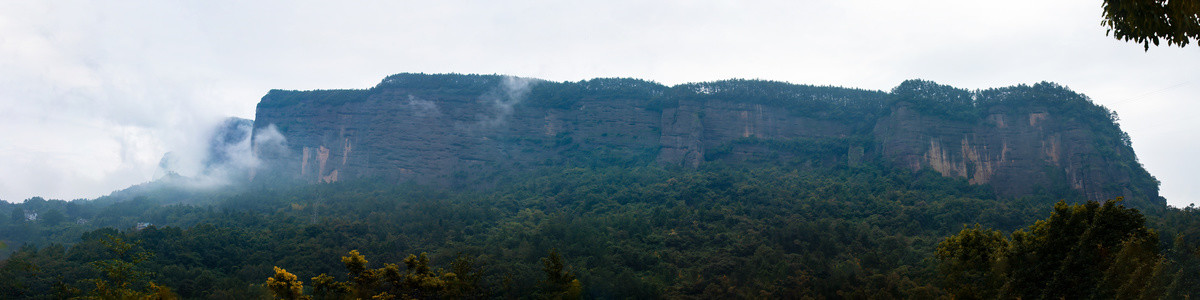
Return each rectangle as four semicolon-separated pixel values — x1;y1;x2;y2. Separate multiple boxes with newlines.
2;163;1197;299
258;73;1126;126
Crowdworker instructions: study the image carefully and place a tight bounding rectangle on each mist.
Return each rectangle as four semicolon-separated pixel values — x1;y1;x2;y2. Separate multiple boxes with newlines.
407;95;443;118
475;76;538;128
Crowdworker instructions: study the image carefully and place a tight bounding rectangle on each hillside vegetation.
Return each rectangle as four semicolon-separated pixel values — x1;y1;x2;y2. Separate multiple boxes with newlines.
2;164;1198;299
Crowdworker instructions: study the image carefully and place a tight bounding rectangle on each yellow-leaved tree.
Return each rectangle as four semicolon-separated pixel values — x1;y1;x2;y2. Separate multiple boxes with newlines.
268;250;481;300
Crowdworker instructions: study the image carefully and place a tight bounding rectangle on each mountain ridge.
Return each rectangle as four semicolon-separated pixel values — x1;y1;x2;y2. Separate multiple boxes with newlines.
251;73;1162;207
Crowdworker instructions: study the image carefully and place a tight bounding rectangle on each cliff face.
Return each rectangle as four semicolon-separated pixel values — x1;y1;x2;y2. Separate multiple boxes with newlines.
253;76;666;186
876;104;1129;201
657;99;860;167
252;74;1162;206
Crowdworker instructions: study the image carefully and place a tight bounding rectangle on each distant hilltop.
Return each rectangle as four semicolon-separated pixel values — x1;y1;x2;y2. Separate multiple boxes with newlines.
250;73;1162;207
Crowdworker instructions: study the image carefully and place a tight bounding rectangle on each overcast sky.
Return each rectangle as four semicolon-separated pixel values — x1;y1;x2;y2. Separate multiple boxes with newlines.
1;1;1197;207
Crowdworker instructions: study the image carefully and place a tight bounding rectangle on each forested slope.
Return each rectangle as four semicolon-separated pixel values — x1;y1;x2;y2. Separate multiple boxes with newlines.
2;164;1198;299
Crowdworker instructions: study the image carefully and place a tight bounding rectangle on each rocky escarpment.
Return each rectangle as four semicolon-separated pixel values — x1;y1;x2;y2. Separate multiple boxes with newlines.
251;73;1163;207
877;104;1116;200
253;75;668;187
874;81;1158;203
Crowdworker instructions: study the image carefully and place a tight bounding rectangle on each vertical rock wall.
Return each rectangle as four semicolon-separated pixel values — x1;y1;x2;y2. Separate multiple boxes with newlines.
874;102;1144;201
252;75;1161;206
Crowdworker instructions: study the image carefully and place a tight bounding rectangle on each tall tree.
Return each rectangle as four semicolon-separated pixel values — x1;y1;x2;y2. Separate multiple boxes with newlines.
937;198;1166;299
82;234;177;299
540;249;582;300
266;267;309;300
935;224;1007;299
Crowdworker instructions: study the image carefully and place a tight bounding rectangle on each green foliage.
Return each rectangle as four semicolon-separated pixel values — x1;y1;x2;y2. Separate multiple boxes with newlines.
892;79;975;121
40;209;64;226
0;164;1027;299
539;249;581;300
80;234;177;300
1009;198;1157;299
523;78;668;110
892;80;1128;129
935;224;1007;298
672;79;889;121
259;74;892;124
258;89;374;109
1102;0;1200;50
11;207;25;223
0;248;38;299
937;197;1200;299
375;73;505;95
0;158;1190;299
310;273;350;299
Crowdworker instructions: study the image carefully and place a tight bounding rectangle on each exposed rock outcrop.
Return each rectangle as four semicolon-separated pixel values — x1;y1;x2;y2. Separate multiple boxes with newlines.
251;74;1162;207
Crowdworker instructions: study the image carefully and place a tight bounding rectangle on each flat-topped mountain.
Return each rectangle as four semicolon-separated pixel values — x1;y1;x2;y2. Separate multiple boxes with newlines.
252;73;1162;207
